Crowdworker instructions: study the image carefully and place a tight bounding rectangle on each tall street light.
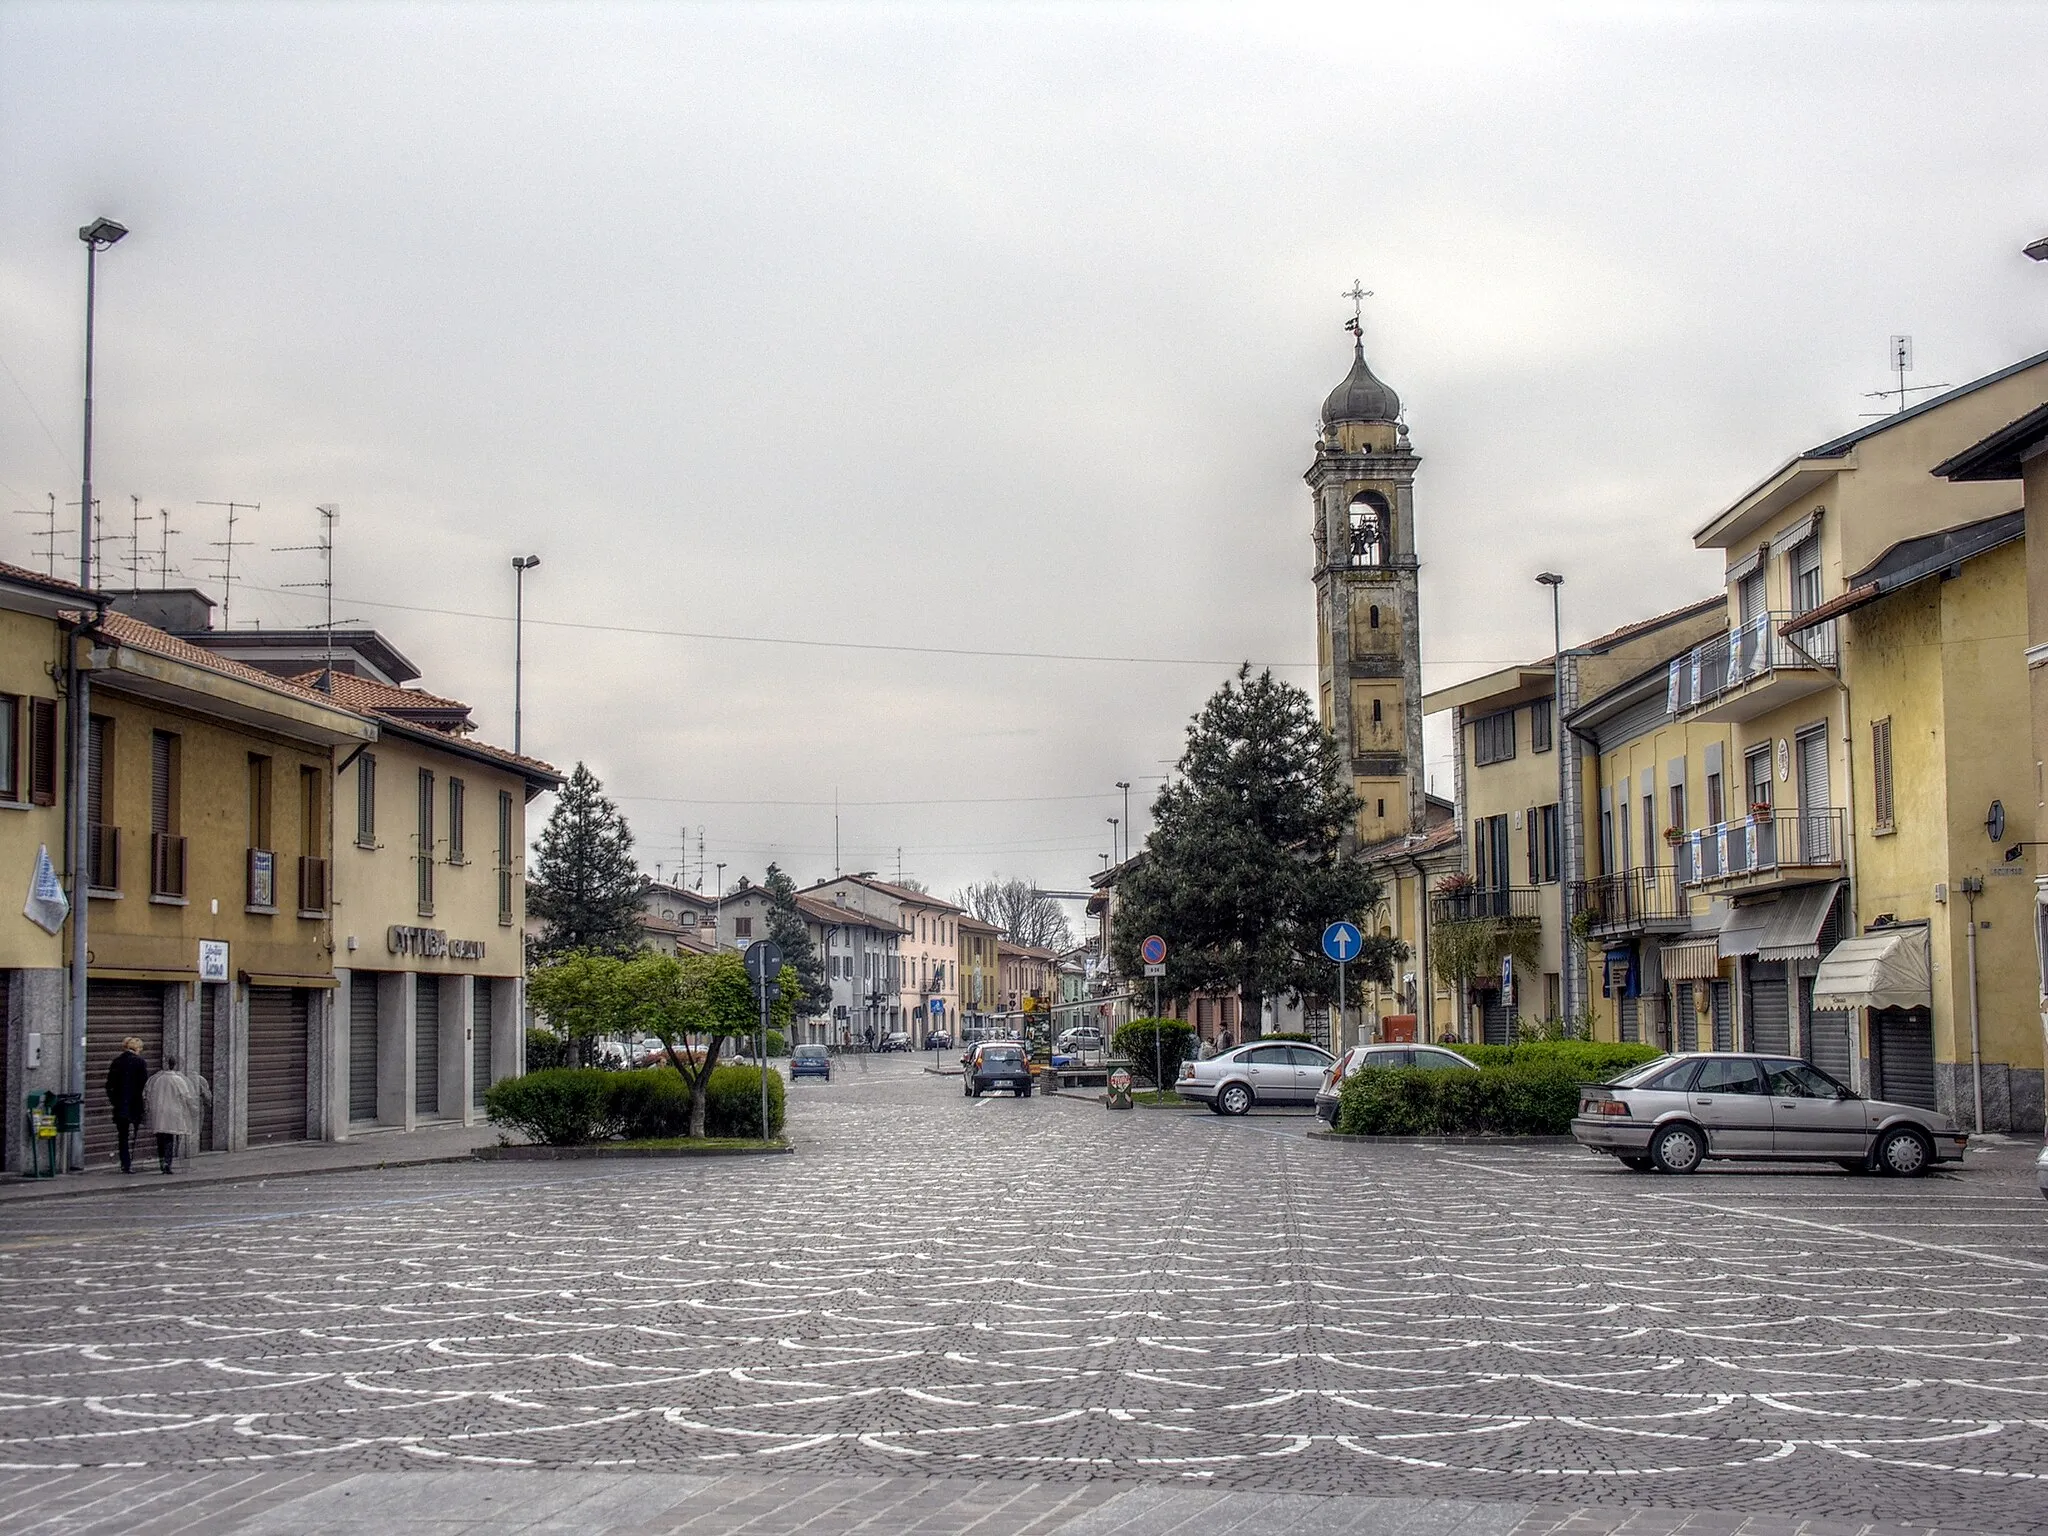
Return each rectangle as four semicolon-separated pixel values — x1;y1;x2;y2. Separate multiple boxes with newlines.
1536;572;1567;1027
72;216;125;1172
1108;816;1120;866
1115;780;1131;860
511;555;540;755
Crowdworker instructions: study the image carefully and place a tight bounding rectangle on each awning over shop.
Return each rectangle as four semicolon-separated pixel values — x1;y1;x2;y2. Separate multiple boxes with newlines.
1661;937;1723;979
1758;881;1843;961
1717;901;1774;959
1811;928;1932;1011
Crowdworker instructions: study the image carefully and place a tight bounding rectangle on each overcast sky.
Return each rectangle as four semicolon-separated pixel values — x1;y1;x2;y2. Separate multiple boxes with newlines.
3;1;2044;909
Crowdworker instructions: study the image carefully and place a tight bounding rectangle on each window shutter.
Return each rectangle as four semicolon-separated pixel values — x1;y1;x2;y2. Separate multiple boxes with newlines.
86;717;110;824
1872;718;1894;832
29;698;57;806
151;732;174;834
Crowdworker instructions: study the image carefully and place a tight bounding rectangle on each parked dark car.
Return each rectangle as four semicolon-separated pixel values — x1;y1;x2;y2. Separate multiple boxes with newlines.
925;1031;953;1051
789;1044;831;1081
964;1041;1033;1097
1573;1052;1967;1175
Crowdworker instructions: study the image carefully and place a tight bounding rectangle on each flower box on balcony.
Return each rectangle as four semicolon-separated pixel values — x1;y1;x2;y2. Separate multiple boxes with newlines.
1663;827;1685;845
1748;803;1772;818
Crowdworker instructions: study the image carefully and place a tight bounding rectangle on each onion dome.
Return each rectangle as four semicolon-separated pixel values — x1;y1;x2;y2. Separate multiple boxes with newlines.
1320;338;1402;427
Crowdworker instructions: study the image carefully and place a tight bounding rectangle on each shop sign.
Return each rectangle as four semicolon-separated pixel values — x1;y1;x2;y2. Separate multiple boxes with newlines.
198;940;230;983
387;925;487;961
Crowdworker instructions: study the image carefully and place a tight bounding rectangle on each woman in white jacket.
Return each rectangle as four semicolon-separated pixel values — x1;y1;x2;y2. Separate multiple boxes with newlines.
143;1059;210;1175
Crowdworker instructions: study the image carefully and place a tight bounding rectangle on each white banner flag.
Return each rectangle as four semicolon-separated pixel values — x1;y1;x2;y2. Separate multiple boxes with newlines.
25;844;69;935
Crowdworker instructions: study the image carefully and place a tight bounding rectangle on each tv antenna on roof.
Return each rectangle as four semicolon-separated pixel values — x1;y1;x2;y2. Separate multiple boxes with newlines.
156;506;180;589
196;499;258;626
274;504;343;692
11;493;64;577
1862;335;1947;416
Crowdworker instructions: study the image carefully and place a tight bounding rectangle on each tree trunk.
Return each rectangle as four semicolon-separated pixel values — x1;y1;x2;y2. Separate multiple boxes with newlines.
688;1082;708;1139
1241;985;1263;1040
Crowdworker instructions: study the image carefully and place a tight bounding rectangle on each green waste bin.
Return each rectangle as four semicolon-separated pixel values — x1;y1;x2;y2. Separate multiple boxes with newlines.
52;1092;83;1134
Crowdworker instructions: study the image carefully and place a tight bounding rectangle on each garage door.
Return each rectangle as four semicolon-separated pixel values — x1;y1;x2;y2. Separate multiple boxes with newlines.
1710;981;1733;1052
1748;975;1790;1056
471;980;492;1109
1480;992;1511;1045
415;974;440;1116
1874;1006;1936;1110
85;981;166;1163
349;974;380;1123
247;987;310;1144
1618;992;1639;1043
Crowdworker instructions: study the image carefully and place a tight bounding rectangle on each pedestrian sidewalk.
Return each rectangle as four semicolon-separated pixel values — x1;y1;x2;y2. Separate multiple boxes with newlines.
0;1120;502;1206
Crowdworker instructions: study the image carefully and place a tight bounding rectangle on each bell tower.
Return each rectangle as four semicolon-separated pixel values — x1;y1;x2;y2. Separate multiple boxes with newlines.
1307;294;1422;847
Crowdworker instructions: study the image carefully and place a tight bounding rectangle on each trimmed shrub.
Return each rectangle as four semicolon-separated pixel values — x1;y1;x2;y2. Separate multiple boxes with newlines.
705;1064;786;1138
1262;1032;1314;1044
484;1069;623;1146
1332;1044;1661;1137
766;1030;788;1058
1111;1018;1198;1088
607;1068;692;1139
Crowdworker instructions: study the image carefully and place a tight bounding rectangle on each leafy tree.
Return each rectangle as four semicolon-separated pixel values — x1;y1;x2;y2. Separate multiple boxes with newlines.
956;877;1074;951
618;950;796;1138
526;951;628;1068
762;863;831;1018
1110;665;1399;1033
529;763;642;961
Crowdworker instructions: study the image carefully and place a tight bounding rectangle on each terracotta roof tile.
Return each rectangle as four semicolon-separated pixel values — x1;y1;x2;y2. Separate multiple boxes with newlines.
97;611;375;715
285;670;472;716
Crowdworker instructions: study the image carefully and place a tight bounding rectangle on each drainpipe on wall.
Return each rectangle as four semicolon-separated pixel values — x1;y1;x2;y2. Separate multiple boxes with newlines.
1961;876;1985;1133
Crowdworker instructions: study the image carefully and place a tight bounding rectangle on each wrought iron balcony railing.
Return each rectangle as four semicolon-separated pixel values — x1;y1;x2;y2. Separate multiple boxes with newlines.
1430;884;1543;926
1571;865;1688;932
1681;807;1844;884
1666;611;1838;714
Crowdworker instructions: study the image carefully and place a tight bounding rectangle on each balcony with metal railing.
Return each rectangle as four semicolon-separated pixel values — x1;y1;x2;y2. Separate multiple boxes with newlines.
1681;807;1844;893
1570;865;1690;937
1665;610;1838;723
1429;884;1543;927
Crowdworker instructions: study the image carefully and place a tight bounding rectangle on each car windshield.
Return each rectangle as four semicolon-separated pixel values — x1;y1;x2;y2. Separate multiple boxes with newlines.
983;1048;1022;1066
1604;1055;1677;1087
793;1046;826;1059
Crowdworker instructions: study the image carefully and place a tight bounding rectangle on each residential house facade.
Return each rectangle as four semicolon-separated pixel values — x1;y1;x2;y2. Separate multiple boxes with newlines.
804;876;958;1044
957;914;1001;1040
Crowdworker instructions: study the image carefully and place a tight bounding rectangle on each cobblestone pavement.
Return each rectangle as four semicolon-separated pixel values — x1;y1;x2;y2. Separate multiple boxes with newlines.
3;1055;2044;1534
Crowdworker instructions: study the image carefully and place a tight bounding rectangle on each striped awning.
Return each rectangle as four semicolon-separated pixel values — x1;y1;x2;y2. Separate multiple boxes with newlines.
1812;928;1931;1011
1758;881;1843;962
1660;937;1722;980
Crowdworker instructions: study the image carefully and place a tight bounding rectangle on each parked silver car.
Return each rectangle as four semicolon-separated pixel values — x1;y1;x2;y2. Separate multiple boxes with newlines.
1178;1040;1335;1114
1314;1042;1479;1123
1574;1052;1967;1176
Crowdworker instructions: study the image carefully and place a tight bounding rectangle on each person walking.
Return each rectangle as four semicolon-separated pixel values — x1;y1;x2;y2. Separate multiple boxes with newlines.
143;1057;210;1176
105;1036;150;1174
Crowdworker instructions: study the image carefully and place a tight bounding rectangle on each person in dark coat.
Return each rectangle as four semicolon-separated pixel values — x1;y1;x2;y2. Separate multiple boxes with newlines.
105;1036;149;1174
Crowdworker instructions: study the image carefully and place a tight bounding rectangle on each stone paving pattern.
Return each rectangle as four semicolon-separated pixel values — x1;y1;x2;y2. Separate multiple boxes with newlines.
3;1056;2045;1534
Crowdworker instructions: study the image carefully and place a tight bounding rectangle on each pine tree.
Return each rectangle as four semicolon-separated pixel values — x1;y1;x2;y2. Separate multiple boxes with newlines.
1110;666;1399;1032
761;863;832;1019
528;762;643;961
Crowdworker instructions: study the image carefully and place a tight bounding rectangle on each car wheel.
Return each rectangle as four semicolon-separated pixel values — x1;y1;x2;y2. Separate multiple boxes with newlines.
1617;1155;1654;1172
1218;1082;1253;1116
1875;1127;1932;1178
1650;1123;1704;1175
1018;1084;1032;1098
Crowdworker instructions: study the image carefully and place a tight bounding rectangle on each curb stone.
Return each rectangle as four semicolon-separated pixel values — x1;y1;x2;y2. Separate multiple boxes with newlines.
473;1142;794;1161
1307;1130;1578;1145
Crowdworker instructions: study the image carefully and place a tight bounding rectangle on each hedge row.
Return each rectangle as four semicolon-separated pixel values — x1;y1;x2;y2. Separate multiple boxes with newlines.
484;1065;786;1145
1335;1042;1664;1137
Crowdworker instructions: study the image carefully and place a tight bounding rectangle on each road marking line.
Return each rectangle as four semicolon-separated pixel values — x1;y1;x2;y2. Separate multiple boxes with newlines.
1639;1194;2048;1273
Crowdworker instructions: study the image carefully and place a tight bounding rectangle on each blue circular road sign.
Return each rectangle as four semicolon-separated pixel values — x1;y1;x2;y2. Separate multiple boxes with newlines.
1140;935;1167;966
1321;921;1363;964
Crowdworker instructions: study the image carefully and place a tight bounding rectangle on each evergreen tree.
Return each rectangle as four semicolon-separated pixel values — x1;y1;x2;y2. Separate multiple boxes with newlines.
761;863;831;1019
1110;666;1399;1032
528;762;643;960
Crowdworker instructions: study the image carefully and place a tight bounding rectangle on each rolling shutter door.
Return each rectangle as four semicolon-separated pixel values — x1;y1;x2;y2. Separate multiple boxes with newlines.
200;985;221;1149
247;987;309;1144
1710;981;1733;1052
1674;981;1698;1052
349;975;380;1123
415;975;440;1116
471;981;492;1108
1480;993;1511;1045
1874;1006;1936;1110
85;982;165;1162
1748;975;1790;1055
1808;1003;1854;1082
0;978;12;1172
1618;992;1639;1043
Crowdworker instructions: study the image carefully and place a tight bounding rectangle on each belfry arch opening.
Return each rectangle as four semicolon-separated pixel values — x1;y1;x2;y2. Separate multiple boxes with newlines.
1348;491;1389;568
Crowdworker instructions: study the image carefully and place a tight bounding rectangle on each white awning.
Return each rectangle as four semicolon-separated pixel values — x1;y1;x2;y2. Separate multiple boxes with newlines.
1718;901;1774;959
1661;937;1723;980
1811;929;1932;1012
1758;881;1843;961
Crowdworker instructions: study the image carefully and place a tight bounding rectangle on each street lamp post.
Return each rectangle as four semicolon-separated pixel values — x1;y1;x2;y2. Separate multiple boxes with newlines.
69;217;125;1171
1115;780;1130;860
511;555;540;756
1108;816;1120;866
1536;572;1568;1028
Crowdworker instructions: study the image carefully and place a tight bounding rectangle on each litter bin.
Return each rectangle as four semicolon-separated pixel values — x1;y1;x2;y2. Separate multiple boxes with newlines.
52;1092;83;1135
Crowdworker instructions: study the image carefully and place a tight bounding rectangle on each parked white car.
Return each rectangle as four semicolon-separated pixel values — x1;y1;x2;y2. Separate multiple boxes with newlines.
1314;1043;1478;1123
1177;1040;1335;1114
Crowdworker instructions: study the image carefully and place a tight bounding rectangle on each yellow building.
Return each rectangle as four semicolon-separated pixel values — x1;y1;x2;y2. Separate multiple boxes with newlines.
957;914;1001;1038
1667;348;2048;1129
1424;599;1723;1042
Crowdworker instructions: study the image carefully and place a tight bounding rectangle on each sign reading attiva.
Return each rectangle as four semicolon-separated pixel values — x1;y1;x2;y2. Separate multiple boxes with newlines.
386;925;487;961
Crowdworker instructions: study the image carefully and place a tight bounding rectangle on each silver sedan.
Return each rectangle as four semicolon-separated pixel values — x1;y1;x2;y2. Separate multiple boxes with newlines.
1178;1041;1335;1114
1573;1052;1967;1176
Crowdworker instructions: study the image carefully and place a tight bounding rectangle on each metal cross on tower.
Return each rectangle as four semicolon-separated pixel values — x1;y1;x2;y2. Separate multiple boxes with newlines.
1343;279;1373;338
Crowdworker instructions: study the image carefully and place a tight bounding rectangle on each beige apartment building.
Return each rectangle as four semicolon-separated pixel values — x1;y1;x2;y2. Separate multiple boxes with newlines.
804;875;960;1045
